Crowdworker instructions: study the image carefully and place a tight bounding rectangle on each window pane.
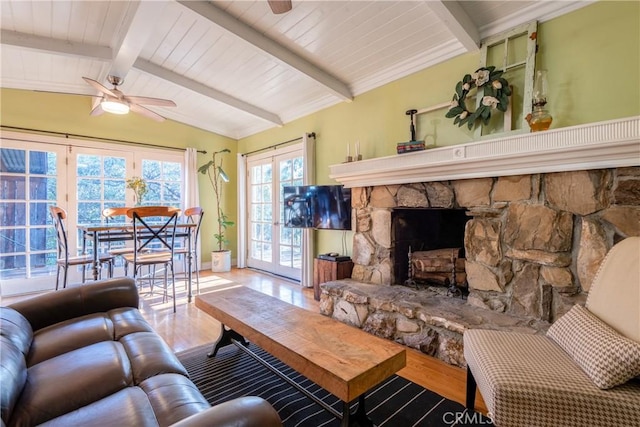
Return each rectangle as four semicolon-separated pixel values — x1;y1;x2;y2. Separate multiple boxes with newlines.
280;159;292;181
30;253;56;271
263;204;272;222
251;166;262;184
262;184;271;202
263;225;272;242
279;245;290;266
29;227;53;251
293;158;303;179
0;255;26;278
250;241;260;258
104;157;125;178
1;202;26;226
104;179;125;201
29;202;50;226
261;243;272;261
251;204;262;221
292;245;302;268
164;182;181;202
0;228;26;253
30;177;56;200
1;149;26;173
164;162;181;181
78;202;102;224
262;165;272;183
142;160;161;180
77;155;101;177
252;223;261;240
0;176;26;199
280;226;292;245
251;185;261;203
78;178;101;200
507;33;528;66
146;181;161;203
29;151;56;175
140;159;182;207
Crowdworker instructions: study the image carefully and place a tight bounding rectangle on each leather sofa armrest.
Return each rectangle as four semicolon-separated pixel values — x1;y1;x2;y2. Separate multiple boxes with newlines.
8;278;139;332
170;397;282;427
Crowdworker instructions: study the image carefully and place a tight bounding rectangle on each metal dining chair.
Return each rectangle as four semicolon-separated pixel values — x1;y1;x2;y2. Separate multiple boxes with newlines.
102;207;135;275
121;206;180;312
49;206;114;290
174;207;204;294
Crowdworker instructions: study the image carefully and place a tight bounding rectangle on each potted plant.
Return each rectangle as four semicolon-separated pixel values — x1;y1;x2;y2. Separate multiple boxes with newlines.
198;148;235;272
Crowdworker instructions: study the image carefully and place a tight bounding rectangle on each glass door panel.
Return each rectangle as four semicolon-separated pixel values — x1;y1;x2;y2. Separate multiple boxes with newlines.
0;142;66;295
278;156;304;274
246;145;303;280
248;162;273;270
70;148;133;277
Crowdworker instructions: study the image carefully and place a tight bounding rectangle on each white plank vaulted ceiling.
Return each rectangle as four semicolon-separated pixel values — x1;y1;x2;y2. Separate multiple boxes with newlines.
0;1;590;139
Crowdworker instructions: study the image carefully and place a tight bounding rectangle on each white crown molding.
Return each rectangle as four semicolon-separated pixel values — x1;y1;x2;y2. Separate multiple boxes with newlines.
478;1;595;39
329;116;640;188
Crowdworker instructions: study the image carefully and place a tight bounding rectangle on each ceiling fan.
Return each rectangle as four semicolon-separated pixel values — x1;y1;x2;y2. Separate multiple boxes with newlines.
267;0;292;14
83;75;176;122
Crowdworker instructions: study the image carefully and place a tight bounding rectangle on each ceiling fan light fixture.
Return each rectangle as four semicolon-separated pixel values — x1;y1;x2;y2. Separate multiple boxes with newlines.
101;99;130;115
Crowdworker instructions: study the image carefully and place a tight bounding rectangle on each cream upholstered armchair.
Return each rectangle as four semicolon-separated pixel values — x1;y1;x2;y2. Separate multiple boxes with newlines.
464;237;640;427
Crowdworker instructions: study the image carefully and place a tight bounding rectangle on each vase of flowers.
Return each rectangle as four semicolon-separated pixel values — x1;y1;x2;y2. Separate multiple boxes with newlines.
126;176;148;206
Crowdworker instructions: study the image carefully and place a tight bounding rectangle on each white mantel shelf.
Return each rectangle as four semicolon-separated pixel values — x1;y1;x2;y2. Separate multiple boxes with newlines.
329;116;640;188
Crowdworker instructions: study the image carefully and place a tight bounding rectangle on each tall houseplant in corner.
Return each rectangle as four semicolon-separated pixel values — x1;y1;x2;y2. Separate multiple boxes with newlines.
199;148;235;272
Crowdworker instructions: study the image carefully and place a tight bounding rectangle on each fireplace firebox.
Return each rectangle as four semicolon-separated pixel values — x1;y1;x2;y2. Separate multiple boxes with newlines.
392;208;470;290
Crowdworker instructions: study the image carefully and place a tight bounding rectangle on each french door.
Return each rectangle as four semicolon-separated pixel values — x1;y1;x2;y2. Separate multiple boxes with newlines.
1;134;185;296
246;145;304;280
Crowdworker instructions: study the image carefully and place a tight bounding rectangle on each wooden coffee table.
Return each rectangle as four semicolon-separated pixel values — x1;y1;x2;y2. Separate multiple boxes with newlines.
195;286;406;427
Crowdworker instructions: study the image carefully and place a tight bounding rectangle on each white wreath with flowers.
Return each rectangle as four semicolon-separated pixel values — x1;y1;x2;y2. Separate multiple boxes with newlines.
446;66;511;129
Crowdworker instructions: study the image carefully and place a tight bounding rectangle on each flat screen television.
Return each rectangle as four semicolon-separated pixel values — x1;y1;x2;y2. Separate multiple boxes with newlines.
283;185;352;230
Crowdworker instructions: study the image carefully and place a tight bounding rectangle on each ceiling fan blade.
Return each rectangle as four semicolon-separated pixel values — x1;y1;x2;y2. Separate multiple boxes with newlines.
268;0;292;14
90;101;105;117
130;103;165;122
125;95;176;107
82;77;118;98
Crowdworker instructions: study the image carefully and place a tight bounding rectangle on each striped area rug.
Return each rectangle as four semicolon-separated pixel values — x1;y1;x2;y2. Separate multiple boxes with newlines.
177;343;489;427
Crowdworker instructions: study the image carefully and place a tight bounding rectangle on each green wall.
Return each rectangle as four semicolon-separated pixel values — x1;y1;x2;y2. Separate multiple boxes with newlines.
238;0;640;256
0;89;238;260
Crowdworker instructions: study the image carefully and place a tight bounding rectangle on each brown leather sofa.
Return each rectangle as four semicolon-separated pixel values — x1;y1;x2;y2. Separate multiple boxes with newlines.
0;278;282;427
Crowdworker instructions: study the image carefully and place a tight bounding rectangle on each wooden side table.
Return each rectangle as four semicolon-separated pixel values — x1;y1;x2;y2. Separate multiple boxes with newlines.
313;258;354;301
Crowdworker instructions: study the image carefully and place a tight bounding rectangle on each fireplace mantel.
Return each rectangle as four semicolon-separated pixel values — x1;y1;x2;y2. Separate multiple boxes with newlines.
329;116;640;188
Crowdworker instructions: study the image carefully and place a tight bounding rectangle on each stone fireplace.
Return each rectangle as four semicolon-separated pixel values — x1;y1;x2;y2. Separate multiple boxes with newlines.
319;117;640;367
350;167;640;321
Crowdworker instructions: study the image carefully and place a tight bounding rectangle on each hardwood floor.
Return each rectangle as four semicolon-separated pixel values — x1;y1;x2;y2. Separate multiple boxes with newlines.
3;267;487;413
139;268;487;414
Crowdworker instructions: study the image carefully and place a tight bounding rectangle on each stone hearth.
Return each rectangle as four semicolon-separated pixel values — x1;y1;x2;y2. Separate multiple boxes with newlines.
319;166;640;366
320;280;549;367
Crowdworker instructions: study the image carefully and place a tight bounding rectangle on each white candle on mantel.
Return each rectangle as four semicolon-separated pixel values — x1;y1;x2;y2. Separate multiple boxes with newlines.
356;140;360;157
347;143;350;158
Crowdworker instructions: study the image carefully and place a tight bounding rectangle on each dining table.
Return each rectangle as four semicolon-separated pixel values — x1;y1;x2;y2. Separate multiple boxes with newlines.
78;221;198;303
